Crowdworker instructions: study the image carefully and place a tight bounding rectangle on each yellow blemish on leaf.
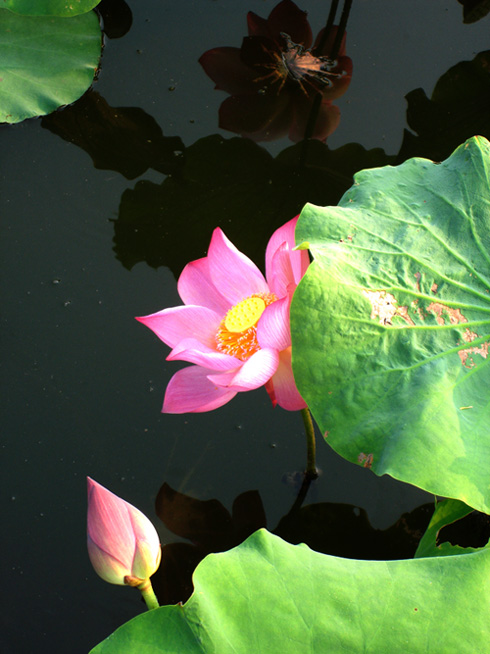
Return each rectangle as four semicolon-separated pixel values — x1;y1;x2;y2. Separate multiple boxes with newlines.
362;290;415;326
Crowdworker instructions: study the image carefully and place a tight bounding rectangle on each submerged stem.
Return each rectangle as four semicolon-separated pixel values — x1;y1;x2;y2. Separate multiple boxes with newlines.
137;579;160;611
301;407;318;479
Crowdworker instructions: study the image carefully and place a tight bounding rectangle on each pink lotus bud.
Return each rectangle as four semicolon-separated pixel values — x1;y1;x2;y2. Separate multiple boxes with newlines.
86;477;162;586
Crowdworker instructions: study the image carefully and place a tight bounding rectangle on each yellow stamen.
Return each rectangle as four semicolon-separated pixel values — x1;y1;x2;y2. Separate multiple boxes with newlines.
225;296;266;332
216;293;277;361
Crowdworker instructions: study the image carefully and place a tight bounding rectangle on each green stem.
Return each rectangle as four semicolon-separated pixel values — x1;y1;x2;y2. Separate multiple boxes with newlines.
137;579;159;611
301;407;318;480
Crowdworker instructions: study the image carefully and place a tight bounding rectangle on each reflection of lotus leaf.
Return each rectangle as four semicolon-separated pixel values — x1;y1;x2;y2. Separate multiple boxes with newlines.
113;135;392;276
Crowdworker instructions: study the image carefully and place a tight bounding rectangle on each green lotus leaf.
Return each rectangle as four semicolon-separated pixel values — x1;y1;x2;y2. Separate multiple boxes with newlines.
0;8;101;123
90;529;490;653
2;0;99;17
415;499;490;558
291;136;490;512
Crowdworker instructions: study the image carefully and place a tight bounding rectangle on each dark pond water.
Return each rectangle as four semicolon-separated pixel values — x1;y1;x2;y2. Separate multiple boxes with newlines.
2;1;489;652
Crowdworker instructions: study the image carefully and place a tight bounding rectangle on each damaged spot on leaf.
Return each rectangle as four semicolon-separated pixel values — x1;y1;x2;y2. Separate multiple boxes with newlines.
414;272;421;292
458;328;489;368
431;283;438;293
427;302;467;326
426;303;489;368
357;452;374;468
363;290;415;326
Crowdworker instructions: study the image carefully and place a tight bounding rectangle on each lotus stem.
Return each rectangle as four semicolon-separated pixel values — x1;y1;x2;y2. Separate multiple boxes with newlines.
301;407;318;480
300;0;353;163
314;0;339;56
137;579;160;611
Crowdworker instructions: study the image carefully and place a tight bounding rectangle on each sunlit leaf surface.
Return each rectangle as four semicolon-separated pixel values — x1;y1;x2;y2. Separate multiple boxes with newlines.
292;136;490;512
0;8;101;123
2;0;99;16
90;529;490;653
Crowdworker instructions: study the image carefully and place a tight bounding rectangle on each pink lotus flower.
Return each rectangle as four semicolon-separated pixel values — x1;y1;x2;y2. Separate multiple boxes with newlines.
87;477;161;586
136;216;309;413
199;0;352;142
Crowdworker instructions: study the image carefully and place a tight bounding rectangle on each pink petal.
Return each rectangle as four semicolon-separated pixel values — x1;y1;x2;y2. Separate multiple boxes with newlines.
136;305;221;349
87;478;135;568
270;347;307;410
178;257;230;315
199;47;259;96
208;348;279;391
267;244;296;298
257;296;291;351
87;478;161;584
207;228;269;304
167;338;240;371
163;366;237;413
265;216;309;293
87;537;131;585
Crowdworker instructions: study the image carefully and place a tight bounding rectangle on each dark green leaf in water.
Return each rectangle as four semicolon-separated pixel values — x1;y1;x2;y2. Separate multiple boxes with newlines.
113;135;394;276
90;529;490;654
0;8;101;123
292;136;490;513
2;0;100;16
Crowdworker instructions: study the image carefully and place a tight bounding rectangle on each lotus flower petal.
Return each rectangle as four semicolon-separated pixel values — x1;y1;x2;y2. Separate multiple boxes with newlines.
87;477;161;586
257;296;291;351
208;348;280;391
167;337;240;370
137;216;309;412
178;257;230;315
270;347;307;410
266;216;309;295
136;305;221;349
207;227;269;304
163;365;238;413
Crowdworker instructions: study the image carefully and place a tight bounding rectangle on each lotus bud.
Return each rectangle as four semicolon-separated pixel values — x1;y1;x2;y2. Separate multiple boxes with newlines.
86;477;162;587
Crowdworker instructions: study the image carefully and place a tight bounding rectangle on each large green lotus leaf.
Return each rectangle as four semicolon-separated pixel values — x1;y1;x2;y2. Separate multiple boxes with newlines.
0;8;101;123
2;0;99;16
291;136;490;513
91;529;490;653
415;499;489;559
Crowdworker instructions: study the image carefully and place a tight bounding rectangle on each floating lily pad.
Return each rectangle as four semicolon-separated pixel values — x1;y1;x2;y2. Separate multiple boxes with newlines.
0;7;101;123
2;0;99;16
291;136;490;513
90;528;490;653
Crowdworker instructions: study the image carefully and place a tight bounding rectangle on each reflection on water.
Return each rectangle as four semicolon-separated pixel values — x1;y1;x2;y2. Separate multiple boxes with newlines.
199;0;352;142
2;0;490;652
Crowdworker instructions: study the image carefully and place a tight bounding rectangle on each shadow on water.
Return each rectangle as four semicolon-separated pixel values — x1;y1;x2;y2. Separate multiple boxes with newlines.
2;0;490;651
